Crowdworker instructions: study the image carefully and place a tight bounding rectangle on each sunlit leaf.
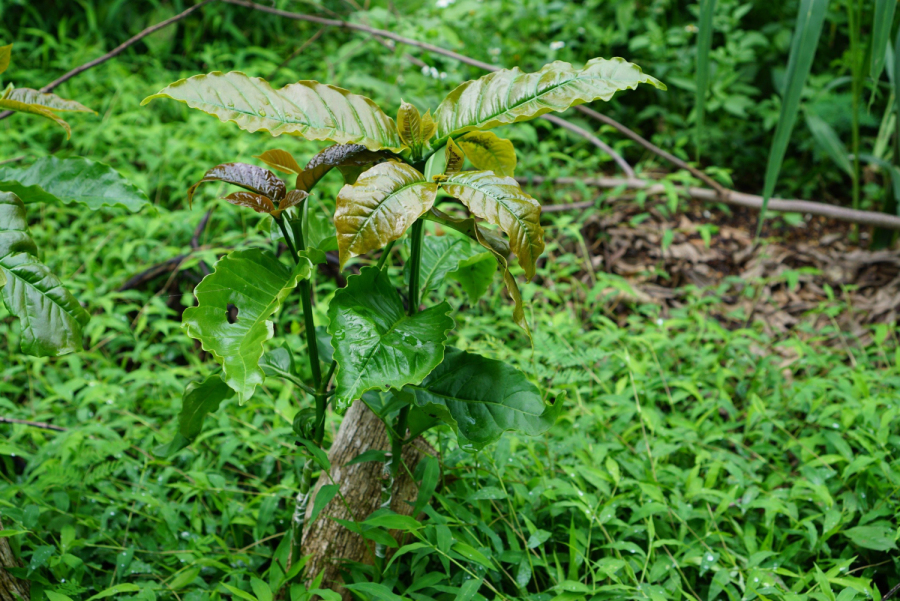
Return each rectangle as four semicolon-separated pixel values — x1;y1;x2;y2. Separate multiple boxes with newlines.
407;347;560;450
335;162;438;268
327;266;454;411
154;373;235;457
0;192;89;357
182;248;312;403
0;156;150;212
455;131;517;177
441;170;544;280
433;57;665;140
142;71;403;151
5;88;94;113
254;148;303;175
187;162;285;207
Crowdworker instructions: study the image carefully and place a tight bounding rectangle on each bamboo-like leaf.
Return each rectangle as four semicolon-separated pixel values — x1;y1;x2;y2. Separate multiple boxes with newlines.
254;149;303;175
455;131;517;177
871;0;898;80
0;192;90;357
758;0;828;233
441;170;544;280
433;57;665;140
805;114;853;177
327;266;454;411
0;96;72;137
335;162;438;268
5;88;94;113
427;208;529;337
182;248;312;403
224;191;276;214
154;374;235;457
142;71;403;152
695;0;716;159
0;156;150;212
407;347;561;450
188;162;285;207
0;44;10;75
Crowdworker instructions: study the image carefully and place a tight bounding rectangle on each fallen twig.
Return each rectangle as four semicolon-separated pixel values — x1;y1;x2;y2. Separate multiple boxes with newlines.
0;416;66;432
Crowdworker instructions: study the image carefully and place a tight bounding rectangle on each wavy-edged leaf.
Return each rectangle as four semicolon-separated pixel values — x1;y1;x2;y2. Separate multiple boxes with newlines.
408;347;560;450
405;233;490;300
444;138;465;175
182;248;312;403
335;162;438;268
0;156;150;212
254;149;303;175
0;97;71;137
5;88;94;113
142;71;403;152
455;131;517;177
428;208;529;337
327;266;454;411
224;191;276;214
441;170;544;280
433;57;665;140
449;251;496;303
154;373;235;457
188;162;285;207
0;192;89;356
0;44;10;75
298;143;391;192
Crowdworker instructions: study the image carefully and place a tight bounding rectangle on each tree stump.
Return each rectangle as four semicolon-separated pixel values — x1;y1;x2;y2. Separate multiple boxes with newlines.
300;400;433;596
0;518;29;601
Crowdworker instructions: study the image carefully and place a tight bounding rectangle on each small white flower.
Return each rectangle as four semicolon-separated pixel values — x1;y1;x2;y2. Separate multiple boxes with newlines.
439;71;448;80
430;66;440;79
549;41;566;50
436;0;454;7
421;65;430;75
685;24;699;33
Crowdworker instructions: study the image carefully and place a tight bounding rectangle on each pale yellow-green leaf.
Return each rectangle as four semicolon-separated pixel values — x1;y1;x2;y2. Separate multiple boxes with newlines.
420;109;437;141
397;101;422;150
433;57;665;140
335;162;438;268
456;131;517;177
142;71;403;152
0;98;71;138
0;44;12;76
254;148;303;175
445;138;465;175
5;88;94;113
441;171;544;280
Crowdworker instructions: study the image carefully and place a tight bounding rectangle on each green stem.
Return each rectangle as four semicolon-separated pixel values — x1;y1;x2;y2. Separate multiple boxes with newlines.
291;458;314;567
847;0;862;239
375;239;396;271
407;219;426;316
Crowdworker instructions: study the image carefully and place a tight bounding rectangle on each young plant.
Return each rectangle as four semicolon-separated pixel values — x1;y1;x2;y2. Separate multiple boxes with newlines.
143;57;663;577
0;43;149;358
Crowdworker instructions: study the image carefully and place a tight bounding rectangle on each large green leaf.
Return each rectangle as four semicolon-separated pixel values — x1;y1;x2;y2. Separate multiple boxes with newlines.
0;192;89;357
407;347;561;450
405;232;494;301
327;266;454;411
335;162;438;268
433;57;664;140
142;71;403;152
441;170;544;280
449;252;496;303
154;373;235;457
0;156;150;212
182;248;312;403
427;208;529;337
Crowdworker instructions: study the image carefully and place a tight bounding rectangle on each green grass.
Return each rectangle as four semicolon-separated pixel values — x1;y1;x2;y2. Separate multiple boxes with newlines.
1;2;900;600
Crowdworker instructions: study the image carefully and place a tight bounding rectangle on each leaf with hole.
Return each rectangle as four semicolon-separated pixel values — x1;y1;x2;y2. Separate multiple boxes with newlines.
327;266;454;411
0;192;90;357
182;248;312;403
433;57;664;140
441;170;544;280
407;347;560;450
335;162;437;268
142;71;403;151
0;156;150;212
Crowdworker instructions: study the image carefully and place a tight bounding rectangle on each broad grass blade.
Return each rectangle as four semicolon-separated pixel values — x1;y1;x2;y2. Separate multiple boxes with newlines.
757;0;829;235
805;113;852;176
695;0;716;160
871;0;897;80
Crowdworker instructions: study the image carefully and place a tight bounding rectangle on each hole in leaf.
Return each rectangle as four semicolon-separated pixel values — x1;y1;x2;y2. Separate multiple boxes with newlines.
226;304;239;324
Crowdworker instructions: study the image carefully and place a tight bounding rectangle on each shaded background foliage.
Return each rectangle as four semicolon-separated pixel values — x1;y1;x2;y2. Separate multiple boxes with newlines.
1;1;899;600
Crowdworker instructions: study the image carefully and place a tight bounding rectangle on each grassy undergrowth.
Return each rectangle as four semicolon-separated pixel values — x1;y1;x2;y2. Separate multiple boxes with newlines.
2;2;900;600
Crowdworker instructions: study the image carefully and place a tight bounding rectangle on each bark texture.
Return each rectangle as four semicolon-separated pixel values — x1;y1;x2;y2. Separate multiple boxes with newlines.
301;400;433;595
0;518;29;601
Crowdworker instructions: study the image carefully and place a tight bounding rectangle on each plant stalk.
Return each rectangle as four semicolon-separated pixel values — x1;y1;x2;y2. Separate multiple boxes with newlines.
407;219;426;316
847;0;862;240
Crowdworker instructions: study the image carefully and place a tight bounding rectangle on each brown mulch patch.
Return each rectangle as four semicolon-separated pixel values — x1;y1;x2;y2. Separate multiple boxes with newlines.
579;199;900;340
